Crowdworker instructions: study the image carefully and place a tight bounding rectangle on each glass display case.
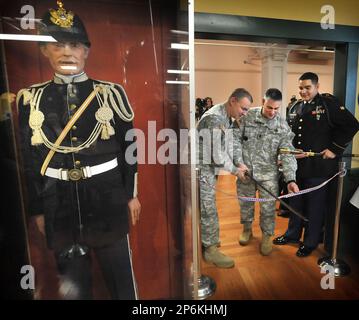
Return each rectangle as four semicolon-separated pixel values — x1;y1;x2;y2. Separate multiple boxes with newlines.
0;0;196;300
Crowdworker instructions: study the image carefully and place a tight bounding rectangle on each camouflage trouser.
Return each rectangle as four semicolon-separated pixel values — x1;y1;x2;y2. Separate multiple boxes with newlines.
199;166;219;248
236;178;279;236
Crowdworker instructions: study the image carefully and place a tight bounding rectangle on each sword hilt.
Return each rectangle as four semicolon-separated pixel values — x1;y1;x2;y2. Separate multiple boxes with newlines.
279;148;320;157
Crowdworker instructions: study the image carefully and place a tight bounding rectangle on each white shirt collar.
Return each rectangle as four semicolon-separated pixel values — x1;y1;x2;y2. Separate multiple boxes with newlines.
53;72;88;84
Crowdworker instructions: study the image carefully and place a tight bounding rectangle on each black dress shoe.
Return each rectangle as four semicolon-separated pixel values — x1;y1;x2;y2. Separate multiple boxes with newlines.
272;235;299;245
296;244;314;257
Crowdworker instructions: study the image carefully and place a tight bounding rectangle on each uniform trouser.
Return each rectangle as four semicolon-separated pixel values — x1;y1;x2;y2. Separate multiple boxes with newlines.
55;234;137;300
199;166;219;248
285;178;328;249
237;179;279;236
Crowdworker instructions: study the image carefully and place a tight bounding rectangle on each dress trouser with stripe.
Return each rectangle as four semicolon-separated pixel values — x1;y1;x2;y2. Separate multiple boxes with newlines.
55;234;137;300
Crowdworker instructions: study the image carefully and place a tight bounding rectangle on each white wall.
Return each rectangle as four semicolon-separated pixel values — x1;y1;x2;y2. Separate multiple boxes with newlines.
287;61;334;101
195;41;334;108
195;43;262;106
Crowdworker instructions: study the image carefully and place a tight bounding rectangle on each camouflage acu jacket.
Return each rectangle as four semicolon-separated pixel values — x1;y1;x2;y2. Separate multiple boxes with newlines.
236;107;297;182
197;103;240;174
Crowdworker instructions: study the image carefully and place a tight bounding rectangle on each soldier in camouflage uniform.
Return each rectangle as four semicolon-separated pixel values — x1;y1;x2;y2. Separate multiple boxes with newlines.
197;88;253;268
236;89;298;255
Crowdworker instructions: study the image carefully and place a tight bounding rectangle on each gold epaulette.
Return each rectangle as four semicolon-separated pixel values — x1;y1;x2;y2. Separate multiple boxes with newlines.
94;79;116;87
16;80;52;107
94;80;127;95
16;89;32;107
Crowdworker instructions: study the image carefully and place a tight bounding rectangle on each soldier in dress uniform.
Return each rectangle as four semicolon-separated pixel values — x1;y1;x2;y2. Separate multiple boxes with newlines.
236;89;299;256
197;88;252;268
273;72;359;257
17;1;141;299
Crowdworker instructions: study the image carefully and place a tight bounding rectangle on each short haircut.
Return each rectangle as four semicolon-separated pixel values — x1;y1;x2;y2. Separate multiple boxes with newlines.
299;72;319;84
264;88;282;101
229;88;253;103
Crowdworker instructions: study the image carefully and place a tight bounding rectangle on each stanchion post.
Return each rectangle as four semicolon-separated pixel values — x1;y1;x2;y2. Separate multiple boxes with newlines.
317;161;351;276
196;168;216;299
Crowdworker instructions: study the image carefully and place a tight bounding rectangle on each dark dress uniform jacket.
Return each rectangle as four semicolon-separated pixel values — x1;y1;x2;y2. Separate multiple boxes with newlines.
17;74;137;251
288;93;359;178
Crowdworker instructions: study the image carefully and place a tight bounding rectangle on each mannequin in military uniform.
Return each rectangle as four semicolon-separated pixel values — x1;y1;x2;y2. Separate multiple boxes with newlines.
273;72;359;257
17;2;141;299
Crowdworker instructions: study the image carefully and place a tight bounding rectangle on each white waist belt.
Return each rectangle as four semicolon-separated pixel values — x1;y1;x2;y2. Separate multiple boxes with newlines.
45;158;118;181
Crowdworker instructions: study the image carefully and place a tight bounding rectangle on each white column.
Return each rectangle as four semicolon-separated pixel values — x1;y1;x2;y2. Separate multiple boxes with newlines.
257;48;291;117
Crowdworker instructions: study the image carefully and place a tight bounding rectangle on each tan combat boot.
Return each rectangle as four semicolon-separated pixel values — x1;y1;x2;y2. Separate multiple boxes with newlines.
204;245;235;268
239;223;253;246
260;234;273;256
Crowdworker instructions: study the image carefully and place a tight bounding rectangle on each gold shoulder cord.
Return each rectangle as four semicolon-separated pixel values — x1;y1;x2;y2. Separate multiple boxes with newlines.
40;86;101;176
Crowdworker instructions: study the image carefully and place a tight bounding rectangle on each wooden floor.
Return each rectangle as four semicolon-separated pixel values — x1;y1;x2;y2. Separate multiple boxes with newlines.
202;174;359;300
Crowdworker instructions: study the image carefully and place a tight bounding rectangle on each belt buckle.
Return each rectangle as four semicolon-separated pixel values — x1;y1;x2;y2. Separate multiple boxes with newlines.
68;168;83;181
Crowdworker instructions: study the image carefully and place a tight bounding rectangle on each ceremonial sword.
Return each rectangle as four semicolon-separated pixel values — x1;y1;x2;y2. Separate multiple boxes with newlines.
243;171;308;222
279;148;359;158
